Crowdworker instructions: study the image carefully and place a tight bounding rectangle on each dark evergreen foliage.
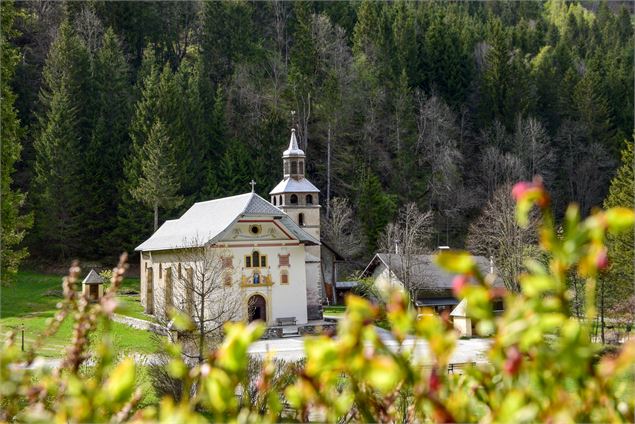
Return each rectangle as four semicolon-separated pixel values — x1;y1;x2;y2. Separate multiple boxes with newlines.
2;0;632;265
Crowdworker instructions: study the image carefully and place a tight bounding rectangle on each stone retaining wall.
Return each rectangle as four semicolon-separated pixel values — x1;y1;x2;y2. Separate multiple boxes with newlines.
112;314;168;335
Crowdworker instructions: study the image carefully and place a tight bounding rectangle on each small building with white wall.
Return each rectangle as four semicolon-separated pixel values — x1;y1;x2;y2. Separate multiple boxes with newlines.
361;252;505;337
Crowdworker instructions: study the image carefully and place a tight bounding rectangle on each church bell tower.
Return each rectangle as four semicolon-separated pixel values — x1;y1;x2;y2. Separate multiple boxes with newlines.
270;129;323;320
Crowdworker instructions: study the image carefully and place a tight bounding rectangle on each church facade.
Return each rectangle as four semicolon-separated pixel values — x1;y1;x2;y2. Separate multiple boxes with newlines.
135;129;327;326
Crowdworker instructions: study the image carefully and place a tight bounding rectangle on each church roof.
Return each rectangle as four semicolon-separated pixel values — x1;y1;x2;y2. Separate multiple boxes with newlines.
269;177;320;194
135;192;319;252
283;129;305;157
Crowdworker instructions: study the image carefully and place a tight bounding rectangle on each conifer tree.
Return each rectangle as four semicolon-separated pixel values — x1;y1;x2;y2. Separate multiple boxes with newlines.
113;50;161;251
32;18;90;258
86;28;131;256
32;82;83;258
357;170;396;253
130;119;184;232
603;140;634;294
40;20;93;148
1;0;32;282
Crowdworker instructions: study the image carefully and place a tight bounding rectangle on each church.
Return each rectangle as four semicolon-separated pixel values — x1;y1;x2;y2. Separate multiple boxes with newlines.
135;129;339;326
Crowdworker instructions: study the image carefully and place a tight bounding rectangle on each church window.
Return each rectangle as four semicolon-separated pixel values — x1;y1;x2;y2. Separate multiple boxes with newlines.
280;270;289;285
279;254;290;267
250;225;261;235
291;161;298;174
306;194;313;205
299;161;304;174
299;213;305;226
290;194;298;204
273;196;277;205
222;256;233;268
278;195;283;205
245;251;266;268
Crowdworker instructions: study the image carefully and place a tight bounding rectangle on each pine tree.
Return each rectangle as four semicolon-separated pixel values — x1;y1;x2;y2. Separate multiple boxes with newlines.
113;50;161;251
1;0;32;282
40;20;93;149
603;140;634;290
32;18;91;258
86;28;131;256
130;119;184;232
32;82;83;258
357;169;396;253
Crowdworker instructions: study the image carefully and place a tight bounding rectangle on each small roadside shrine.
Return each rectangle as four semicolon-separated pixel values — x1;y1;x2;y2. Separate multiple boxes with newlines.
82;269;104;302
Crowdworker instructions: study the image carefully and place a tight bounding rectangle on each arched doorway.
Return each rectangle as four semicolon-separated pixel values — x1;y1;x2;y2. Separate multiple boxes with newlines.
248;295;267;323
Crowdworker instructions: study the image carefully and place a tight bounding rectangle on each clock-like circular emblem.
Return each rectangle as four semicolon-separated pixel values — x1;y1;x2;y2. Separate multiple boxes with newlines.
249;225;262;235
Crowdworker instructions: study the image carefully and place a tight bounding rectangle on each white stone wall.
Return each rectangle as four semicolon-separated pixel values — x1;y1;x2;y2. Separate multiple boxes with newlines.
138;241;309;325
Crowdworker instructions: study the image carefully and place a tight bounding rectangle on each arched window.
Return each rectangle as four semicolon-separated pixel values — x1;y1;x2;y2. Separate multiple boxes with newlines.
291;161;298;174
272;196;277;206
278;195;283;205
299;213;304;226
290;194;298;204
306;194;313;205
252;251;260;268
299;161;304;174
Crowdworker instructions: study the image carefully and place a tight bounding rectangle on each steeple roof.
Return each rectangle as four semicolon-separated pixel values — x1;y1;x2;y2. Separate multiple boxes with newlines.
283;129;305;157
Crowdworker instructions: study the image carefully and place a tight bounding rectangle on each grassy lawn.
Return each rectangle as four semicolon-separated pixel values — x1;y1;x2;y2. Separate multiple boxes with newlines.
0;271;157;358
323;305;346;316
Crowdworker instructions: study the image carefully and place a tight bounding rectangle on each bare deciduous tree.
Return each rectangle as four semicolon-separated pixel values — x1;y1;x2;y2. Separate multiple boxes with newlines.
378;203;434;301
322;197;364;260
557;120;614;215
480;145;524;198
73;5;104;53
512;116;555;184
466;184;539;292
413;92;463;211
166;241;244;364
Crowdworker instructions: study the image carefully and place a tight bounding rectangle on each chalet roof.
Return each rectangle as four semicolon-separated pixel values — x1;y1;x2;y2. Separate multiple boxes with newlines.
269;177;320;194
82;269;104;285
135;192;319;252
361;253;504;291
283;129;305;157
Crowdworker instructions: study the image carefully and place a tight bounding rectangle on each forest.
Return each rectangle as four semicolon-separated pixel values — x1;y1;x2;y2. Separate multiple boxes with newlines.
1;0;633;278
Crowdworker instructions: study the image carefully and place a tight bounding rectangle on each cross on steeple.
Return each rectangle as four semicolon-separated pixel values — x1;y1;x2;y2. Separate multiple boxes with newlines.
249;179;256;193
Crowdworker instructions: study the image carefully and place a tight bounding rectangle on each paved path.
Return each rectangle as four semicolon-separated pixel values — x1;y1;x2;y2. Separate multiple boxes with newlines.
249;327;492;364
14;326;493;369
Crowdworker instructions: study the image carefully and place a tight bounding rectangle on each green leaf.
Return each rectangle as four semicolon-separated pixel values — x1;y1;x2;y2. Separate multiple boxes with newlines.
104;358;136;403
434;251;476;274
605;207;635;233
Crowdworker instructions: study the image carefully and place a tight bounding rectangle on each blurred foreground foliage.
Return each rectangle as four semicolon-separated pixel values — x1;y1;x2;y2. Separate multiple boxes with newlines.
1;182;634;422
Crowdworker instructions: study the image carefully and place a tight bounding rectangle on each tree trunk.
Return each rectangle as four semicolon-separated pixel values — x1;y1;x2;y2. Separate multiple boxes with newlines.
199;292;205;364
154;203;159;232
600;279;605;344
326;124;331;217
